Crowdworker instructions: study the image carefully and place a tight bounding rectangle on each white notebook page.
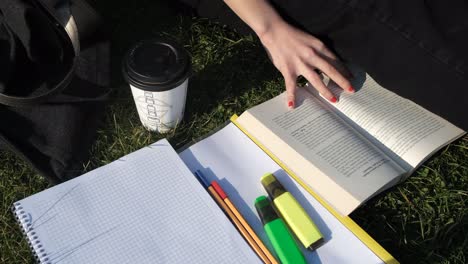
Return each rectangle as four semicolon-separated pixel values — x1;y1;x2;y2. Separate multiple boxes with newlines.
179;123;385;264
13;139;259;264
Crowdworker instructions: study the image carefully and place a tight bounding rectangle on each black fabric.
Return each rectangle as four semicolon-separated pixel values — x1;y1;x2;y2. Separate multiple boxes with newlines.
179;0;253;35
0;0;73;102
182;0;468;130
0;0;110;183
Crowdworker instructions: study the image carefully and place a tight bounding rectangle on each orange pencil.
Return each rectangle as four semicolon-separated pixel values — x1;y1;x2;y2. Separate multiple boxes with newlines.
194;170;273;264
211;181;279;264
207;185;271;264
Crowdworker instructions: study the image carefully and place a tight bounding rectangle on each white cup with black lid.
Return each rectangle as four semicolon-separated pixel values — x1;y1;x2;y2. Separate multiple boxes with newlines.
123;39;191;133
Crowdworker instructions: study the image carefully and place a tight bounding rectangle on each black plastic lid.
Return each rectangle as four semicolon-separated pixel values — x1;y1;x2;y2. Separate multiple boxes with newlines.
122;39;191;91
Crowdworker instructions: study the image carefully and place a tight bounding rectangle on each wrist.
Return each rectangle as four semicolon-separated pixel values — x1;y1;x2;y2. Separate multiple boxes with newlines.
222;0;285;42
252;13;285;41
256;17;288;48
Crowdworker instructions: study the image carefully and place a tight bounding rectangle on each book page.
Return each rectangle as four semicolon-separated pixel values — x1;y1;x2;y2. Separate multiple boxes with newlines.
179;123;387;264
236;90;405;215
323;66;465;169
13;139;259;264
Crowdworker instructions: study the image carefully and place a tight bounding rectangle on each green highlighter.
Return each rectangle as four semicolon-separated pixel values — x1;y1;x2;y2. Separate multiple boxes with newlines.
255;196;306;264
261;173;324;250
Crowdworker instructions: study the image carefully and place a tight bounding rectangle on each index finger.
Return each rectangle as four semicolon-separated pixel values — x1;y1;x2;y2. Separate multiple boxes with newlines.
284;72;298;109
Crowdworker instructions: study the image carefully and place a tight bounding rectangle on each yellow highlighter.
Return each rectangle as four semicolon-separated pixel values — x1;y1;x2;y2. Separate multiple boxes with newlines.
261;173;324;250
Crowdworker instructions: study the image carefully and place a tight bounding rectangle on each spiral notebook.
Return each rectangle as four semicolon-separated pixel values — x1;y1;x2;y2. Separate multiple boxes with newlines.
12;139;259;264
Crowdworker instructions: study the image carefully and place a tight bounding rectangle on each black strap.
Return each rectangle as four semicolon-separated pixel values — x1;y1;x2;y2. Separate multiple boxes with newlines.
0;67;76;107
0;0;77;107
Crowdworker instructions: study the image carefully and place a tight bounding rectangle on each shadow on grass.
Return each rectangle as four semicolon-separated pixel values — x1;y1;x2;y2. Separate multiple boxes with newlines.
184;45;277;118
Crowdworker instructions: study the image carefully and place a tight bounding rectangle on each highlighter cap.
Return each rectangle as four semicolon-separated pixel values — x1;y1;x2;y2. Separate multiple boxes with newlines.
254;196;278;226
261;173;286;200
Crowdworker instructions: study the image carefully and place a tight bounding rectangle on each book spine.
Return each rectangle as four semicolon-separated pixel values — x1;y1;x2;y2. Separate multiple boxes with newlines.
11;202;50;264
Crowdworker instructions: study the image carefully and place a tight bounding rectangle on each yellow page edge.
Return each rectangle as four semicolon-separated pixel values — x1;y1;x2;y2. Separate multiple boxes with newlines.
231;114;399;264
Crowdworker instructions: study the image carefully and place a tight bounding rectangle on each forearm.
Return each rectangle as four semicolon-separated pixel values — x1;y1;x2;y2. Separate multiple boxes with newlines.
223;0;285;38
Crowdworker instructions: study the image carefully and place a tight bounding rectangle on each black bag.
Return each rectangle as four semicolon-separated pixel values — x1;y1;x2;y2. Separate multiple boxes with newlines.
0;0;110;183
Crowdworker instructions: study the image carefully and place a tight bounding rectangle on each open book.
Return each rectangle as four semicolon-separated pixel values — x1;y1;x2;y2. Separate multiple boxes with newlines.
234;66;465;215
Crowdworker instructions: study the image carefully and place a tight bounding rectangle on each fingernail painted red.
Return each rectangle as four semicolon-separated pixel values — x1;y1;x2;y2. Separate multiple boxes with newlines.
288;101;294;108
348;86;355;92
330;97;337;103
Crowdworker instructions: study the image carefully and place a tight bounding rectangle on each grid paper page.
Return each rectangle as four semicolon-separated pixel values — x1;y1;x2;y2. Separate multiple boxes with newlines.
14;139;260;264
180;123;385;263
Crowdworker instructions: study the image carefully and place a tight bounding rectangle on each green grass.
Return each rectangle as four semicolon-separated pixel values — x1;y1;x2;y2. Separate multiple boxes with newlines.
1;1;467;263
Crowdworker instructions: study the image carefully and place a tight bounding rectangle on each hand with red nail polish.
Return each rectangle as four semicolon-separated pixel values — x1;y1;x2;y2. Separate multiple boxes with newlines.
223;0;354;108
258;20;354;107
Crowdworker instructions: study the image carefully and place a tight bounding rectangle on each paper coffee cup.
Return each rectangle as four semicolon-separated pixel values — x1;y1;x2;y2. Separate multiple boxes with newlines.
122;39;191;133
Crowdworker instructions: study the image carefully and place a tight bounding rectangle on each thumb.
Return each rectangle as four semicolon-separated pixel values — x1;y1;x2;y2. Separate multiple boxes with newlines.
285;74;297;109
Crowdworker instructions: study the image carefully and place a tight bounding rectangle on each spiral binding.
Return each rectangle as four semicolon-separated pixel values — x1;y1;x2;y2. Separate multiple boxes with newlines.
12;202;51;264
